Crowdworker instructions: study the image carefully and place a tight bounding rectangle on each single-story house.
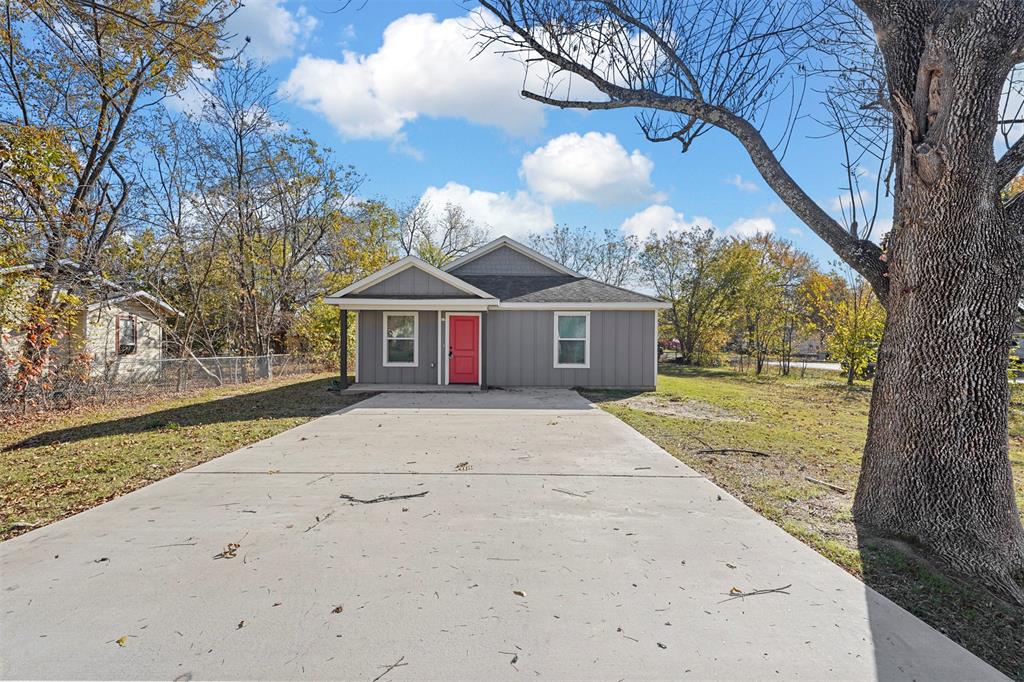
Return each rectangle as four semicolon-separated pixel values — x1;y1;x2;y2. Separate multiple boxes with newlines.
325;236;670;390
0;260;181;379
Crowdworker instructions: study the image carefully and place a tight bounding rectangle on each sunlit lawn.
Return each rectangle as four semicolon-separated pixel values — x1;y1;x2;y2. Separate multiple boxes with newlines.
0;373;364;541
583;364;1024;680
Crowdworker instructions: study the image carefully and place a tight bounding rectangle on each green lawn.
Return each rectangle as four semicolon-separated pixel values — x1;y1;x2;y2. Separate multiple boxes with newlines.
0;373;364;541
583;364;1024;681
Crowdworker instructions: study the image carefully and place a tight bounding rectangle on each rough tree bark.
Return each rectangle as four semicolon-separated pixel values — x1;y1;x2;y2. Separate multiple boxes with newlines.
476;0;1024;602
853;0;1024;601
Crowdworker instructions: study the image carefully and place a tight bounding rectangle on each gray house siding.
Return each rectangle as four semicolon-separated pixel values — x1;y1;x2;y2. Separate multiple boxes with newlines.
361;267;466;297
449;245;562;277
357;310;440;384
484;310;655;389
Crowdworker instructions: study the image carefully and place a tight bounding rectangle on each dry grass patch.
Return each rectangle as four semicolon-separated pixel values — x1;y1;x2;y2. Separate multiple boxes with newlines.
583;364;1024;680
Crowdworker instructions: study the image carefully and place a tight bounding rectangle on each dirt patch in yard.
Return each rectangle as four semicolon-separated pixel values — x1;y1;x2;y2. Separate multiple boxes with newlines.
617;395;748;422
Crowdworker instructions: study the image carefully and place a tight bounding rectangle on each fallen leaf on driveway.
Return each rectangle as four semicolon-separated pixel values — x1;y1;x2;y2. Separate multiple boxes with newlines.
730;587;743;594
213;543;240;559
512;590;526;597
725;562;737;569
332;605;344;614
115;636;129;647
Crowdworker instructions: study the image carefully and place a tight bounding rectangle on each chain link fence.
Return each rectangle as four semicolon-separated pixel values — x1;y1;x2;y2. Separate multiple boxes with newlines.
1;353;335;417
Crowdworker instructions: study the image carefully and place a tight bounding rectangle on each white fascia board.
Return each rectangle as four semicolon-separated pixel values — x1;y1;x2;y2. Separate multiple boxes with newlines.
326;256;493;300
441;235;581;277
496;300;671;310
323;297;498;310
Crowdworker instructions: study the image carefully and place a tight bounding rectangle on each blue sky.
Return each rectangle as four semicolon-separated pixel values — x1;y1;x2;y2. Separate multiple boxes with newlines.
220;0;896;268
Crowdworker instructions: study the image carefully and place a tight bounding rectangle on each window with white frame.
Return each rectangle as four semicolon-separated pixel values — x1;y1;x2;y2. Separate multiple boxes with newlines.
554;311;589;368
383;312;418;366
117;315;137;355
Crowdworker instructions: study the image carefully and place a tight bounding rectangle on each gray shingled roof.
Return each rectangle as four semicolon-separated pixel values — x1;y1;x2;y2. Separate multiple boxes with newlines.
457;275;661;304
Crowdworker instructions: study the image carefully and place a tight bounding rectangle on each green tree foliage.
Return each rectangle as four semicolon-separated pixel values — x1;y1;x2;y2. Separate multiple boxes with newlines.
732;235;813;375
640;228;749;366
801;268;885;384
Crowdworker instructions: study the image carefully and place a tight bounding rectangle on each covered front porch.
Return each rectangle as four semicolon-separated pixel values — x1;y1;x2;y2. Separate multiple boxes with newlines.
335;307;489;390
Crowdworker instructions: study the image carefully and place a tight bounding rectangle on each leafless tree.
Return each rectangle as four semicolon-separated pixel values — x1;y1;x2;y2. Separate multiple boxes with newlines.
529;225;640;285
397;199;488;266
476;0;1024;602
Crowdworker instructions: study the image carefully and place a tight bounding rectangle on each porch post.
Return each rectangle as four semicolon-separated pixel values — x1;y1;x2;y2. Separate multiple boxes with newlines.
338;308;348;389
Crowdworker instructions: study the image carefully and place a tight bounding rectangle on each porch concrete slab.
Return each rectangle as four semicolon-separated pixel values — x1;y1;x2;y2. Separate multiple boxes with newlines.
342;383;480;393
0;390;1005;680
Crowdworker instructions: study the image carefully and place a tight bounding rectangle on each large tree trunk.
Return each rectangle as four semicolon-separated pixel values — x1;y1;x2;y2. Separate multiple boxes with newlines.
853;2;1024;602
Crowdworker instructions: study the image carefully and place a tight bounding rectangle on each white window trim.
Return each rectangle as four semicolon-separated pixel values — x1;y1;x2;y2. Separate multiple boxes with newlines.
382;311;418;367
553;311;590;369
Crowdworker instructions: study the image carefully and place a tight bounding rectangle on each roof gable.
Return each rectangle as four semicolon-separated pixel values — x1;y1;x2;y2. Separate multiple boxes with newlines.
443;236;579;277
325;256;494;302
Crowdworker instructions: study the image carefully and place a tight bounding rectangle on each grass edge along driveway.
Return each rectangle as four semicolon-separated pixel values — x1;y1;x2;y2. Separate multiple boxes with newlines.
1;373;365;541
583;364;1024;681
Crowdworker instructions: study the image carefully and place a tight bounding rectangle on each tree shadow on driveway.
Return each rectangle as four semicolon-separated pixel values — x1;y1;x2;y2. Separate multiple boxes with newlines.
4;377;366;452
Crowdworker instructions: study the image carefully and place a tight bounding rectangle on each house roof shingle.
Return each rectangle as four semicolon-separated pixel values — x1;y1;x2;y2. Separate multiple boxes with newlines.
457;275;661;304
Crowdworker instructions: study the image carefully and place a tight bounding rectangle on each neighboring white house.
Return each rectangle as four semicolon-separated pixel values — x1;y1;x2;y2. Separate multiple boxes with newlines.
0;261;181;380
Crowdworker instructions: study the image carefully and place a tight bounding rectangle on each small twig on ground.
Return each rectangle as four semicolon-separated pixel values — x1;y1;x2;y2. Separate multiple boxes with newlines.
150;540;197;549
804;476;848;494
304;510;335;532
551;488;587;498
371;656;407;682
719;584;792;603
339;491;429;505
697;448;770;458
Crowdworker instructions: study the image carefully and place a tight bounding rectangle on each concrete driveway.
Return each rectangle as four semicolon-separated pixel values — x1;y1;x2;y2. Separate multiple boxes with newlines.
0;389;1004;680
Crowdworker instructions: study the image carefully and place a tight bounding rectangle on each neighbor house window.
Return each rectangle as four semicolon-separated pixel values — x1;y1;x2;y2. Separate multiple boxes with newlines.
383;312;418;366
554;311;589;368
117;315;137;355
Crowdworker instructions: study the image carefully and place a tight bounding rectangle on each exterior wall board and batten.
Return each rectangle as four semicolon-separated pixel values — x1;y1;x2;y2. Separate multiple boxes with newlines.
486;310;655;388
361;268;466;297
358;310;439;384
448;246;563;277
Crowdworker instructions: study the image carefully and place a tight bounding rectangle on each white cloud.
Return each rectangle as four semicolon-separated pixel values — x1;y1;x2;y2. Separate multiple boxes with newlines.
281;11;571;141
229;0;317;62
419;182;554;240
620;205;713;239
726;217;776;238
520;132;655;205
724;174;759;192
787;227;803;236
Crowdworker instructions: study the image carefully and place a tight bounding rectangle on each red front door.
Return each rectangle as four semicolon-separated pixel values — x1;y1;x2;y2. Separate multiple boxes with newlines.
448;315;479;384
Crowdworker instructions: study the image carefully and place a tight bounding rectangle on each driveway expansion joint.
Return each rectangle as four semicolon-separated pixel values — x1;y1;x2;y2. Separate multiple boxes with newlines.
183;470;706;479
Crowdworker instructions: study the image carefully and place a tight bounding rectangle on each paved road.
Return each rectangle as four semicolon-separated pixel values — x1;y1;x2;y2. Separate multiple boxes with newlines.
0;390;1005;680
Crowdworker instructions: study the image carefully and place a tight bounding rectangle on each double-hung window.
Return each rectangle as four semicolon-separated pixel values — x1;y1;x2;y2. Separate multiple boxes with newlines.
117;315;137;355
383;312;418;366
554;311;590;368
